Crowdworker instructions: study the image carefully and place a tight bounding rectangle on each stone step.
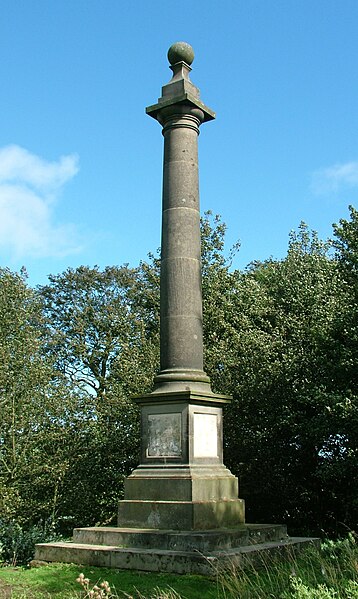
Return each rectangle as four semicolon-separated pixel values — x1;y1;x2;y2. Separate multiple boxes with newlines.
35;536;319;576
72;523;287;552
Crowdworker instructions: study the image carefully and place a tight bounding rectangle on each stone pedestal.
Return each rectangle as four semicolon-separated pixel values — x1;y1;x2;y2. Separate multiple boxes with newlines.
118;391;245;530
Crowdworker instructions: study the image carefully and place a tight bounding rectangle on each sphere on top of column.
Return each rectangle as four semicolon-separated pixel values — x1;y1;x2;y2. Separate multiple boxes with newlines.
167;42;194;66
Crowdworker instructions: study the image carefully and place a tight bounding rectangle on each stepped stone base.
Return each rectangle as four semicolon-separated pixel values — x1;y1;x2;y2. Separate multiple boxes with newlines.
35;524;319;575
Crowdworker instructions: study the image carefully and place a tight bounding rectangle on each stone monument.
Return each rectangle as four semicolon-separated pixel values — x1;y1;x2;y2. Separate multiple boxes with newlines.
117;41;245;532
35;43;317;574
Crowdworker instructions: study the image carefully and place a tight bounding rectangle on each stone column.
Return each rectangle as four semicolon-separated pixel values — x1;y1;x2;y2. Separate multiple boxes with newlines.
147;42;214;393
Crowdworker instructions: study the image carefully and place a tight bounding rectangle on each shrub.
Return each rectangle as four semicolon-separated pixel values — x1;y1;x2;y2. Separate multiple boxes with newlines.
0;518;61;566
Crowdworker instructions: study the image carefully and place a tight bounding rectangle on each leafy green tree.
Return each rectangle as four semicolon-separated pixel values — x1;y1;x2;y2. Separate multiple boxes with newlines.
40;265;157;399
202;215;357;535
333;205;358;275
0;268;75;527
331;205;358;393
38;264;160;529
325;205;358;529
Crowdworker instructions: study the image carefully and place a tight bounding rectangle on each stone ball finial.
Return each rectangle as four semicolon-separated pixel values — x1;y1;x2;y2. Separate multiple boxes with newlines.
167;42;194;66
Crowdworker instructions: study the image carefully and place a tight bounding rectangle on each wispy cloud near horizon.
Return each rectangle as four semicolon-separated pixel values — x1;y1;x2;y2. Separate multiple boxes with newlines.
0;145;81;258
311;160;358;195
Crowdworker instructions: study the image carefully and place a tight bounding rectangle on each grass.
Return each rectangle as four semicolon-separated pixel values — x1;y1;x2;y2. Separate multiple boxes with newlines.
0;533;357;598
0;563;218;598
218;535;358;598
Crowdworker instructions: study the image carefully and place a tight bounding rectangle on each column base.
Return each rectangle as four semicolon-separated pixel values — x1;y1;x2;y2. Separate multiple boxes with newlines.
153;369;212;394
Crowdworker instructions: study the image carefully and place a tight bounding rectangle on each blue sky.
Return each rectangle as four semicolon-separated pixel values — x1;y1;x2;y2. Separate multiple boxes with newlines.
1;0;357;286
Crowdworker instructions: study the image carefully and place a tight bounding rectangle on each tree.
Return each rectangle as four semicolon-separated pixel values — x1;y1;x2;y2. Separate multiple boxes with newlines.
333;205;358;276
202;218;357;535
331;206;358;392
325;206;358;529
40;265;157;399
38;264;160;529
0;268;75;527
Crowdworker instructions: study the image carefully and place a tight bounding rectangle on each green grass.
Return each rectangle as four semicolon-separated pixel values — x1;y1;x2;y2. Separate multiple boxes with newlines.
0;534;357;598
0;563;218;598
217;534;358;599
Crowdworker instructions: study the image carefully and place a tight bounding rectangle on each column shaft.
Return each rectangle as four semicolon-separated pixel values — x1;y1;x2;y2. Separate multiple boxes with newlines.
154;107;210;391
161;111;202;373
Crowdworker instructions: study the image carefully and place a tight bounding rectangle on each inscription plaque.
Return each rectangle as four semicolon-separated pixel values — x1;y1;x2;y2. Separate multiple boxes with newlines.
147;413;182;457
193;413;218;458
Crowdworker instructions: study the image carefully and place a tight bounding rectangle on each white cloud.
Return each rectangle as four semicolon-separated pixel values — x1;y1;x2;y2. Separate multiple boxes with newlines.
0;145;80;258
311;160;358;194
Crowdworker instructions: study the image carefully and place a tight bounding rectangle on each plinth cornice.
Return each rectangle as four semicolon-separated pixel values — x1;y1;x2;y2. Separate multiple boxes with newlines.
133;389;232;406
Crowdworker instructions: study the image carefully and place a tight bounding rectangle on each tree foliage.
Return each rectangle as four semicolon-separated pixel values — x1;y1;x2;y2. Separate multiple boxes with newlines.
203;217;358;535
0;268;75;527
37;264;160;530
40;265;158;399
0;207;357;537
